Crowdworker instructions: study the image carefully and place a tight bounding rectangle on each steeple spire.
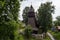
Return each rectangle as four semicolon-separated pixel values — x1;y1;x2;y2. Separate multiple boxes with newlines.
46;0;51;2
31;2;32;5
28;5;35;17
29;5;34;12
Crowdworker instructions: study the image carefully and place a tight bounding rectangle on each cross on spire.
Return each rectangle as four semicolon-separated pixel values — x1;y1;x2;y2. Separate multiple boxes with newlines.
30;2;32;6
46;0;51;2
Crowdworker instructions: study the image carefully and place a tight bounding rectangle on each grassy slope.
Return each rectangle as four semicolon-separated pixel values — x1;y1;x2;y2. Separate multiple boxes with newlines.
49;31;60;40
43;35;51;40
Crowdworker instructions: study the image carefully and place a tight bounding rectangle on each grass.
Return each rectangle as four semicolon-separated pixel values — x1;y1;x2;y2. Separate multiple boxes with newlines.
49;30;60;40
43;35;51;40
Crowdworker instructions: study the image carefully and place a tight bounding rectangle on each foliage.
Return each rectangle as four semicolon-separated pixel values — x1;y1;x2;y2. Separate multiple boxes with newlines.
24;25;32;40
43;34;51;40
0;20;20;40
0;0;23;40
22;7;29;25
18;34;24;40
0;0;20;22
37;2;55;33
56;16;60;21
49;31;60;40
54;16;60;26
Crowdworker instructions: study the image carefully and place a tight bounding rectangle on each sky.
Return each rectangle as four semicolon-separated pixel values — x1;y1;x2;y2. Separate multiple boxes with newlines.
19;0;60;21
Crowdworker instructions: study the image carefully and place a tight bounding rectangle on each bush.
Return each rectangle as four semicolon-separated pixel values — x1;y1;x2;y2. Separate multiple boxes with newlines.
0;20;20;40
24;25;32;40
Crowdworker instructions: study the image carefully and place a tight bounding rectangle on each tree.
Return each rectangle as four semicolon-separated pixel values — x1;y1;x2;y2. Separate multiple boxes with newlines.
56;16;60;21
0;0;22;40
0;0;20;22
24;25;32;40
37;2;55;33
22;7;29;25
0;20;20;40
54;16;60;26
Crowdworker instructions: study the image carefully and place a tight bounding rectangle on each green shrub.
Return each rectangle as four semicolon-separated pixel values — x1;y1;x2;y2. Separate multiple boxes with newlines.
24;25;32;40
0;20;20;40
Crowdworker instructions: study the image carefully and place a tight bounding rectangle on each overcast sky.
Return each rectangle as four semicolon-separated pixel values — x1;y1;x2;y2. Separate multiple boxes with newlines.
19;0;60;21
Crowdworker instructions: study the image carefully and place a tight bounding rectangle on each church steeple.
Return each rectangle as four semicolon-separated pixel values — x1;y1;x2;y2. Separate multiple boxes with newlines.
28;5;35;17
29;5;34;12
27;5;38;34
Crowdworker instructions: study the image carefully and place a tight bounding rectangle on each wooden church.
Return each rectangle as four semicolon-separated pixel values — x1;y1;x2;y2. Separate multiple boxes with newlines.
27;5;39;34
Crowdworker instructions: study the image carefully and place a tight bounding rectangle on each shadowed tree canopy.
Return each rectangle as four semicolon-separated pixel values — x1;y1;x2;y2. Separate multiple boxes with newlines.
22;7;29;25
37;2;55;33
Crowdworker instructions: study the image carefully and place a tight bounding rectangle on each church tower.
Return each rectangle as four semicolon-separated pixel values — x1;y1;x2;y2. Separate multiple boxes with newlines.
28;5;38;34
